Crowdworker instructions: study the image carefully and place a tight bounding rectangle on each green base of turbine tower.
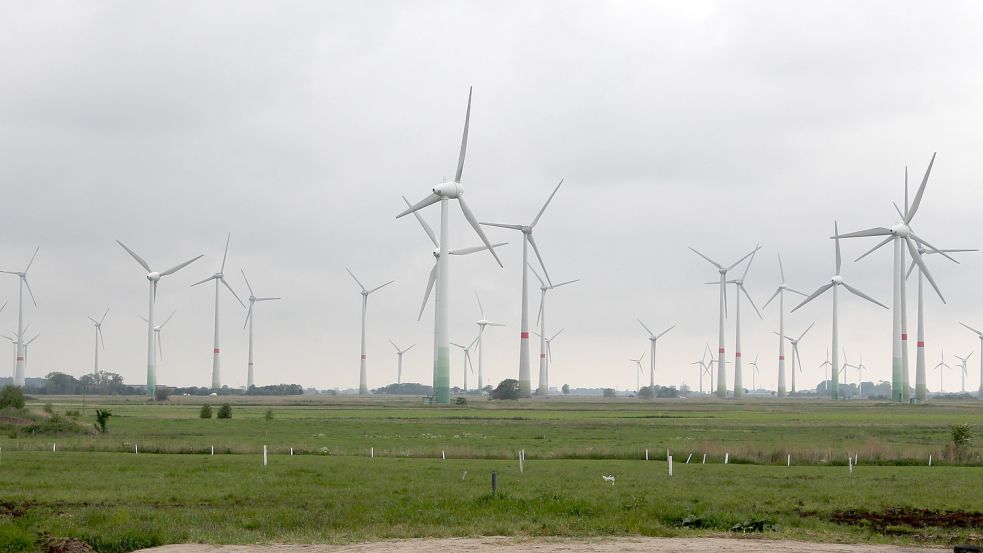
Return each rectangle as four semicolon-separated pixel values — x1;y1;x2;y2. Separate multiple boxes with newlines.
434;348;450;404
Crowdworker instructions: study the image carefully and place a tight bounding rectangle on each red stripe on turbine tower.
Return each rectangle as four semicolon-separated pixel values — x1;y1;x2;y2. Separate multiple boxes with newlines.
917;341;925;347
901;333;908;340
719;348;725;354
779;355;785;360
735;352;742;357
213;348;220;354
361;354;366;359
16;357;24;361
521;332;529;339
540;353;546;358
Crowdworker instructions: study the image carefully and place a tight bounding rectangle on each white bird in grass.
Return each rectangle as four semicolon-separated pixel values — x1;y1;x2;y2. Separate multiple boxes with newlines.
601;474;615;484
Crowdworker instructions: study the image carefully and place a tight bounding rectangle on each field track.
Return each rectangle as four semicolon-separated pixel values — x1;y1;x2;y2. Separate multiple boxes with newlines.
140;537;944;553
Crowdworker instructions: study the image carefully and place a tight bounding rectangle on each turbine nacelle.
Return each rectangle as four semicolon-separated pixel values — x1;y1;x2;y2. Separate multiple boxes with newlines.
147;272;161;282
890;223;910;237
831;275;844;285
433;182;464;198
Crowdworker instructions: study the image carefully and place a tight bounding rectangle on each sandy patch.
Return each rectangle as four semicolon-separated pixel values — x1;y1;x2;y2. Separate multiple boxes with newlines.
138;537;946;553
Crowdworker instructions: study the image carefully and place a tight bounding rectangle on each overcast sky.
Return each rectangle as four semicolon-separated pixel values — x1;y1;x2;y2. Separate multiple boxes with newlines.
2;1;983;393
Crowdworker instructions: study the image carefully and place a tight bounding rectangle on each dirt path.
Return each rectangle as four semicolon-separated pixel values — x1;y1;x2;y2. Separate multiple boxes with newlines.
140;537;946;553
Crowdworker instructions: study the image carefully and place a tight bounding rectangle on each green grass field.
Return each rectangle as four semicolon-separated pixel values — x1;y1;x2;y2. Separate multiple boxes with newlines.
1;396;981;551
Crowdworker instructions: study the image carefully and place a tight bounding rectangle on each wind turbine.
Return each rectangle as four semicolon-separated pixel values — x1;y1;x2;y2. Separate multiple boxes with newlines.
23;334;39;371
396;88;503;405
529;264;577;395
450;336;478;392
776;322;815;395
818;350;833;396
474;292;504;394
241;269;280;389
932;348;951;396
749;354;761;393
533;328;565;395
689;245;760;398
793;222;887;400
346;268;394;396
841;350;857;399
835;154;951;402
88;308;109;374
388;340;416;385
480;179;564;398
691;349;709;395
630;351;646;394
726;246;762;398
638;320;675;393
1;246;39;386
953;351;972;393
905;239;975;401
958;323;983;397
139;311;176;360
855;354;867;399
191;234;245;390
762;253;808;398
117;241;203;397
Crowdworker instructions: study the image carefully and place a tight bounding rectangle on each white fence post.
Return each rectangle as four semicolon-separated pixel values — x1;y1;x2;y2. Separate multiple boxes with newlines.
668;455;673;476
724;453;729;464
263;445;268;466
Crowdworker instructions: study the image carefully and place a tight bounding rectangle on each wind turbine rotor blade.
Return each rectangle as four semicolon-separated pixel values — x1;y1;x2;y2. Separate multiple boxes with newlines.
841;282;888;309
100;308;110;324
450;242;507;255
157;332;163;360
905;260;916;280
688;247;723;270
959;322;983;336
475;291;485;319
240;269;255;296
905;152;936;224
24;246;40;273
837;227;893;240
727;245;761;272
536;291;545;326
389;339;400;352
161;311;176;328
739;245;760;280
161;255;204;276
777;252;786;283
790;283;833;313
88;316;99;325
550;328;564;341
345;268;366;291
909;233;959;264
23;278;37;307
405;344;416;352
638;319;654;337
741;285;763;319
221;278;246;307
905;237;945;303
220;233;231;273
368;280;395;295
138;315;149;324
795;346;803;372
852;235;893;262
551;279;579;289
396;192;441;219
402;195;439;248
786;287;809;297
98;327;105;349
834;221;842;274
256;297;281;302
418;263;437;322
762;288;781;309
657;325;676;339
526;234;551;286
457;197;503;267
243;304;253;329
190;275;215;287
798;321;816;341
479;222;524;231
488;322;505;327
454;87;471;184
531;178;564;228
527;262;546;287
116;241;152;272
892;201;905;220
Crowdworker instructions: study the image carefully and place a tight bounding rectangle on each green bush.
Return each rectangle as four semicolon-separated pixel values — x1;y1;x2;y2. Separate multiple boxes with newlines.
154;386;170;401
0;385;25;410
216;403;232;419
602;388;616;398
199;404;213;419
490;379;520;400
95;409;112;433
263;408;274;421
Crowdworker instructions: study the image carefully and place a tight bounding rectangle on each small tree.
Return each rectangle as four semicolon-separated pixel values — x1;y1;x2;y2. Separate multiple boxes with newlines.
0;385;25;409
216;403;232;419
490;379;520;400
154;386;170;401
562;384;570;395
951;423;974;460
94;408;112;433
637;386;654;399
199;404;213;419
264;408;274;421
602;388;616;398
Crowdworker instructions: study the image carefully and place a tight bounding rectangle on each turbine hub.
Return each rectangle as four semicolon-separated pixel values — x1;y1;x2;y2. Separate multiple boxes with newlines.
432;250;440;258
214;272;223;279
477;319;488;325
433;182;463;198
890;223;910;237
147;272;161;281
832;275;844;284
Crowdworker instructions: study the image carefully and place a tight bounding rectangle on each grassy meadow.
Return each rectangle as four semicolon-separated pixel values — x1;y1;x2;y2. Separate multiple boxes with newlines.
1;395;981;551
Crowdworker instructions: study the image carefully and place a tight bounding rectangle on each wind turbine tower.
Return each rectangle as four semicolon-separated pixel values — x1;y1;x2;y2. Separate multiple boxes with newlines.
242;269;280;389
1;247;39;386
192;234;245;390
762;253;807;398
346;268;394;396
88;309;109;374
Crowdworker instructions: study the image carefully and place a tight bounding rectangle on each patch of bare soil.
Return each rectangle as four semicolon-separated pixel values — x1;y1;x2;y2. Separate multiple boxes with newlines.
137;537;946;553
830;508;983;530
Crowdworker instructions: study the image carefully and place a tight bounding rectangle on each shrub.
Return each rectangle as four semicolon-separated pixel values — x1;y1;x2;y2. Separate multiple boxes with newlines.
94;409;112;433
951;423;973;448
154;386;170;401
562;384;570;395
216;403;232;419
637;386;654;399
490;379;520;400
0;385;25;410
65;409;80;417
455;397;468;406
602;388;616;398
199;404;213;419
264;409;274;421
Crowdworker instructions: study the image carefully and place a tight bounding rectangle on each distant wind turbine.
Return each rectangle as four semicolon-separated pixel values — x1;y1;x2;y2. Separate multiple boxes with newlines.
481;179;564;398
762;253;808;398
630;351;646;394
88;308;109;374
117;240;202;397
474;292;504;394
953;351;972;393
346;268;394;396
139;311;176;360
726;246;761;398
776;322;815;395
241;269;280;389
1;246;39;386
638;320;675;394
529;263;577;395
450;336;478;392
388;340;415;385
749;354;760;393
958;323;983;397
932;348;951;395
191;234;245;390
689;245;760;398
